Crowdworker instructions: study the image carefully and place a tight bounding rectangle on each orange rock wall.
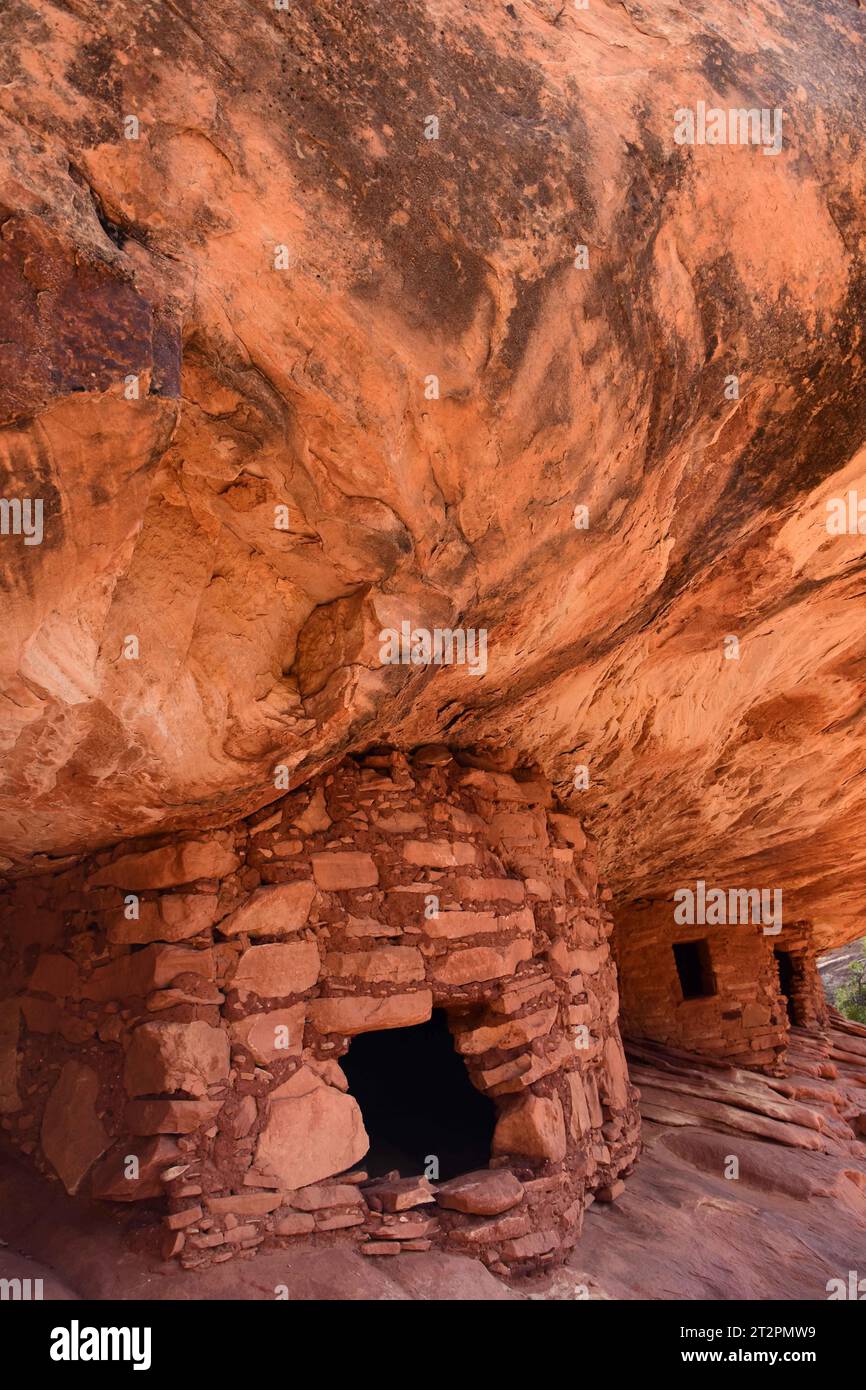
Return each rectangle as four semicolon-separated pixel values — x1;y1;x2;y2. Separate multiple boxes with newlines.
0;749;639;1273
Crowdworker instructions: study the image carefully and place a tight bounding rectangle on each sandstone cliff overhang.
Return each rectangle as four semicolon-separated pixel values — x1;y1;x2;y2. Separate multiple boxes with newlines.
1;0;865;952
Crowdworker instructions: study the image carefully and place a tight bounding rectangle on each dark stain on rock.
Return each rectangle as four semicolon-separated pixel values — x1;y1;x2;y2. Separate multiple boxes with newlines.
64;34;121;112
150;318;182;399
257;0;593;338
0;215;162;418
497;272;553;378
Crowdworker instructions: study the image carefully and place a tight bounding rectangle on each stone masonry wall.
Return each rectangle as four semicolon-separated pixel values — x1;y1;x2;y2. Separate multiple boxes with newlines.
0;747;639;1277
613;900;791;1069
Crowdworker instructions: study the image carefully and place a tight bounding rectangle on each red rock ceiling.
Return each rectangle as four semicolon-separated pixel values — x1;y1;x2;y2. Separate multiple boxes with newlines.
1;0;866;950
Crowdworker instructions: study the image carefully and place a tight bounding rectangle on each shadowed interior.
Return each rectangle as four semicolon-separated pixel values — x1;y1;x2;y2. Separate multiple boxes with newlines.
342;1010;497;1181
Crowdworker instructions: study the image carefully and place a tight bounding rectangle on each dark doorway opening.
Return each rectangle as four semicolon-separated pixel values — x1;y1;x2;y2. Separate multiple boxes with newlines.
341;1009;497;1181
673;939;716;1000
774;949;798;1024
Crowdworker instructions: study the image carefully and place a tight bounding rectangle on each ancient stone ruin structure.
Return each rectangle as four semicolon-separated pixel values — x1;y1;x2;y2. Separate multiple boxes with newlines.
0;748;639;1273
3;741;856;1285
613;903;829;1069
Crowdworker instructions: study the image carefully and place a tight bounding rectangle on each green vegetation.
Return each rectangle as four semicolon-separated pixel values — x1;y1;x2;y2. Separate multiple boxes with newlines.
834;937;866;1024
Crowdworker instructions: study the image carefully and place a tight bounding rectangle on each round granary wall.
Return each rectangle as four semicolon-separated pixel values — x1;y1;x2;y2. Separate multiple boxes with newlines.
0;747;640;1275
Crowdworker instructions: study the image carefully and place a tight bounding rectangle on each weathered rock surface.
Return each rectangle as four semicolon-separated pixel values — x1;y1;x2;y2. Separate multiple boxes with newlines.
0;0;865;952
124;1021;230;1098
230;1006;305;1064
216;882;316;938
107;894;219;945
309;992;434;1035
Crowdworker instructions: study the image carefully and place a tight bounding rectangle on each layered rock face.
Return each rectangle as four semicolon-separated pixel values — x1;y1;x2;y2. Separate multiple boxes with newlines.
0;750;639;1272
1;0;866;955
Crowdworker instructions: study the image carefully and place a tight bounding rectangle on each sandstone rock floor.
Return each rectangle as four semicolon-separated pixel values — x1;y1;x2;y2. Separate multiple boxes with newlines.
2;1022;864;1301
564;1022;866;1301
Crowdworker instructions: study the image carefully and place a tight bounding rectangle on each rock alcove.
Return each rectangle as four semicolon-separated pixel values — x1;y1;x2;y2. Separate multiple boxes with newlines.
0;746;639;1274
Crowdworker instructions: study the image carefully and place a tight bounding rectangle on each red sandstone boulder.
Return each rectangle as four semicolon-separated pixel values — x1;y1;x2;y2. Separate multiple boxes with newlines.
286;1183;366;1212
311;853;378;890
372;811;426;833
454;878;525;905
323;946;425;984
493;1094;567;1164
459;1212;531;1245
435;1169;524;1217
107;894;219;945
231;942;320;997
422;910;498;939
80;944;214;1000
454;1005;558;1055
431;939;532;985
363;1176;437;1213
369;1217;439;1241
274;1212;316;1237
125;1098;222;1135
567;1073;592;1138
601;1035;630;1110
402;840;477;868
290;788;332;836
269;1064;324;1099
206;1193;283;1217
500;1229;559;1261
255;1087;368;1190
